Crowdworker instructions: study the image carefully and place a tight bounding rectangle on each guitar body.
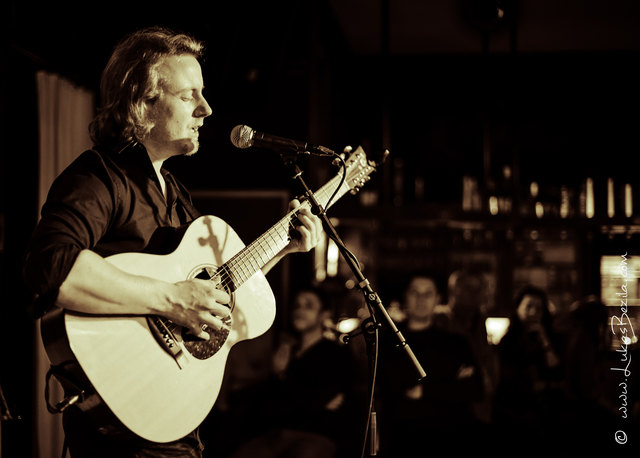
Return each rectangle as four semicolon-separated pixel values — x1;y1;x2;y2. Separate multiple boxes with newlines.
41;215;276;443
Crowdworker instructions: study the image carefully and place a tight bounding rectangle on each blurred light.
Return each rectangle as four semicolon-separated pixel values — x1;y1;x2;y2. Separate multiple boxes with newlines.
607;178;615;218
314;234;328;282
336;317;360;334
535;201;544;218
359;190;379;207
529;181;539;198
326;238;339;277
560;186;569;218
489;196;499;215
485;317;510;345
625;183;633;217
386;299;405;323
462;176;481;212
586;177;595;218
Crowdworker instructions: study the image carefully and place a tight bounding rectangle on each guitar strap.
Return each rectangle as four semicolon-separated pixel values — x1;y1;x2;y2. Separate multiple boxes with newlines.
44;362;87;414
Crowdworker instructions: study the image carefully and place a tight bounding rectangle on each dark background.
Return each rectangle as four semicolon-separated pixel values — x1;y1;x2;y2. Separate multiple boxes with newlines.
2;0;640;456
4;0;640;196
6;0;640;191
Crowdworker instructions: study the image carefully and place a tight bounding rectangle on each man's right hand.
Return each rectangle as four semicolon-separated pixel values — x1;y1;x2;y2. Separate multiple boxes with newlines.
167;279;231;339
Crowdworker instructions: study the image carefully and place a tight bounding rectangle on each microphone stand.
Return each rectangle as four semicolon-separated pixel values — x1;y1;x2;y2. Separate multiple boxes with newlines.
279;151;426;457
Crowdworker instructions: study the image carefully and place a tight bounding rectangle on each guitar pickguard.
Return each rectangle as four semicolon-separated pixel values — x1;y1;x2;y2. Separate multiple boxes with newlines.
179;263;235;360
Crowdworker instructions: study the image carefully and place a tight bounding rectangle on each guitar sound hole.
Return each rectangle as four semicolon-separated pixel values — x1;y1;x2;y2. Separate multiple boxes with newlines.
182;316;231;360
194;266;216;280
183;265;234;359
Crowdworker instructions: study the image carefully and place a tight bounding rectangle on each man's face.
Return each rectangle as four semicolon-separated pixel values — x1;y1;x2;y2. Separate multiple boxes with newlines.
405;277;440;322
143;54;212;159
517;294;544;324
291;291;326;333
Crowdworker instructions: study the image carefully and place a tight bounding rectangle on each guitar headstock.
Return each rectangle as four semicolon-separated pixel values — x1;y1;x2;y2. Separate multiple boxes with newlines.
311;146;388;210
339;146;387;195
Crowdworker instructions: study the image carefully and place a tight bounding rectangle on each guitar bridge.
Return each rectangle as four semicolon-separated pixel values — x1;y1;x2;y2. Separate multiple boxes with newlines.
147;316;183;365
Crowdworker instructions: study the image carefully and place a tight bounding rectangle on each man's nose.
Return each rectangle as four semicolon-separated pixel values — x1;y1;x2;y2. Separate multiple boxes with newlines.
196;95;213;118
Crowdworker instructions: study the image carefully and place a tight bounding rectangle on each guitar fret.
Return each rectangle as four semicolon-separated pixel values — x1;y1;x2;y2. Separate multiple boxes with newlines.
221;265;237;291
224;215;294;288
221;216;291;289
245;247;261;274
260;247;273;262
237;257;250;283
217;266;231;290
253;241;268;265
218;148;372;293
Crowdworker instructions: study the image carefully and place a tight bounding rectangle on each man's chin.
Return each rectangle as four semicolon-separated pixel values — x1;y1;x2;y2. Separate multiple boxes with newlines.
182;139;199;157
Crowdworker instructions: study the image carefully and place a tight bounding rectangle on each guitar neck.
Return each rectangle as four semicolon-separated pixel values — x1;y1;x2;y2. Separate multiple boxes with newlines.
220;168;351;291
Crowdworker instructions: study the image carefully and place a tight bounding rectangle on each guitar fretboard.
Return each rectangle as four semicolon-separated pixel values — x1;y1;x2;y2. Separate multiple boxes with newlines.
217;169;350;292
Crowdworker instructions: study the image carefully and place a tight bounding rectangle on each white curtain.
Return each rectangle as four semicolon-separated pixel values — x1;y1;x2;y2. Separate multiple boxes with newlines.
34;71;94;458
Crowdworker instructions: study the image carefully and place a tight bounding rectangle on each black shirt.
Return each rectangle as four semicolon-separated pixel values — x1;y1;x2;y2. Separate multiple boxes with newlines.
276;338;354;438
378;322;484;426
23;142;199;317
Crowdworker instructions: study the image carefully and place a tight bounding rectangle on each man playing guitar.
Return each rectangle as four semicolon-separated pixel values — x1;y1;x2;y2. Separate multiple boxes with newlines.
23;26;323;457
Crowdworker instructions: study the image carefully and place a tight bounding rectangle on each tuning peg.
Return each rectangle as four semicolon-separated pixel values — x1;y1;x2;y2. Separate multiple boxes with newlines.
333;147;350;167
379;149;390;163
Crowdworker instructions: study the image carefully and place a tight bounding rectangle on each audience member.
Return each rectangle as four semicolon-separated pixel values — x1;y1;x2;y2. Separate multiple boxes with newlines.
561;295;637;453
492;285;565;457
227;286;355;458
377;273;485;457
441;268;500;424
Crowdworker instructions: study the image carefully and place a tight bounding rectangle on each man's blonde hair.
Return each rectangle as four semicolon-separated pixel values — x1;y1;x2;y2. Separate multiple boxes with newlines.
89;26;205;148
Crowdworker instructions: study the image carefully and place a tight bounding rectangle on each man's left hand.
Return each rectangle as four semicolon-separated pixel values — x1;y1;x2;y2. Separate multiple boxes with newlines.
286;199;323;253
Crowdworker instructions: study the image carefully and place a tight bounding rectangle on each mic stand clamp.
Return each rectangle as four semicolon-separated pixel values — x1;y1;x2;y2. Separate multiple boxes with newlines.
279;152;426;456
340;316;380;345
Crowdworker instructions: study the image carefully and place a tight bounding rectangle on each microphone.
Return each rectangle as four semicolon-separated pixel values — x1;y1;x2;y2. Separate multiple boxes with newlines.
230;124;334;155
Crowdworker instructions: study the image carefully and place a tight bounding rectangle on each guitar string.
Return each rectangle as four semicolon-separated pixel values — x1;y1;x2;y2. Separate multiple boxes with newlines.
214;172;353;291
215;211;299;290
216;181;335;290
